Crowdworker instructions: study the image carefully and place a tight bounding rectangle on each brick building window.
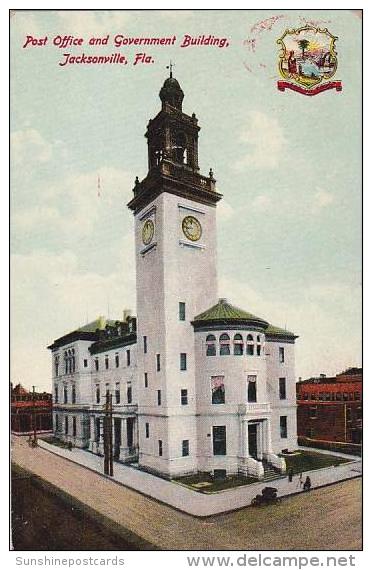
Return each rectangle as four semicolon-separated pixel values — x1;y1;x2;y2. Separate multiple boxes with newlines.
279;378;286;400
247;376;257;402
105;355;109;370
280;416;287;438
71;384;76;404
115;383;120;404
157;390;161;406
206;334;216;356
126;350;131;366
64;386;68;404
213;426;226;456
144;372;148;388
219;334;230;356
72;416;77;437
211;376;225;404
279;347;285;363
156;354;161;372
179;302;186;321
182;440;189;456
127;384;132;404
95;358;99;371
115;353;119;368
96;385;100;404
181;389;188;405
143;336;147;354
180;353;187;371
158;440;163;456
145;422;150;438
54;385;59;403
247;334;254;356
84;359;88;368
64;416;68;435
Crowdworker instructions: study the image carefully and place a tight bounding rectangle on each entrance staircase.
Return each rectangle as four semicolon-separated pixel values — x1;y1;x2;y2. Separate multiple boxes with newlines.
262;460;281;482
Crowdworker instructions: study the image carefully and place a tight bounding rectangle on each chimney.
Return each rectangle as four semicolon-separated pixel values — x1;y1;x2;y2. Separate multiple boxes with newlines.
123;308;132;322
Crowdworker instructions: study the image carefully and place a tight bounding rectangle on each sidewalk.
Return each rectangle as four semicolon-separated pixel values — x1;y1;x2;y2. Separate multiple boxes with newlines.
37;439;362;517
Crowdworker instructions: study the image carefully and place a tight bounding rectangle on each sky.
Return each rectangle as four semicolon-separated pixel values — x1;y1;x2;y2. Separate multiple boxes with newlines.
10;9;362;392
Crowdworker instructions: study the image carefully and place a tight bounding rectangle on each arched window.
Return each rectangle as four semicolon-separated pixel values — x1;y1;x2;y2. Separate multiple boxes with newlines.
219;334;230;356
71;348;76;372
206;334;216;356
233;333;244;355
256;335;261;356
64;351;68;374
174;131;187;164
247;334;254;356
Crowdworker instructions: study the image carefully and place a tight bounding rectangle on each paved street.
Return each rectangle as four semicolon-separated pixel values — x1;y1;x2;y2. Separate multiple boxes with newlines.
36;437;361;517
12;436;362;550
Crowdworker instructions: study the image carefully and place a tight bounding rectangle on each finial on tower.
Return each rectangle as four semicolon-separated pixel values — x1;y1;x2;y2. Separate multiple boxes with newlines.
166;60;175;78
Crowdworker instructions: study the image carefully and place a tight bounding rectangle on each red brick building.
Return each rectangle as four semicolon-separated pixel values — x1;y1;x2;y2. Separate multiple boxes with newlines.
11;384;53;434
297;368;362;446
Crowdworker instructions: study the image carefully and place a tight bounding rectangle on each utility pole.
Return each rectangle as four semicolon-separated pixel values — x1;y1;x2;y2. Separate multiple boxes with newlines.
103;391;113;476
32;385;37;446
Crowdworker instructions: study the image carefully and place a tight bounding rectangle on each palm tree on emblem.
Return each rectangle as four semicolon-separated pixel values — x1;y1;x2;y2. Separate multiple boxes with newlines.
297;39;310;59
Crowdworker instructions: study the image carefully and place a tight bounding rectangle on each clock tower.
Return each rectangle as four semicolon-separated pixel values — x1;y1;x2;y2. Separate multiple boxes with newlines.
127;72;222;477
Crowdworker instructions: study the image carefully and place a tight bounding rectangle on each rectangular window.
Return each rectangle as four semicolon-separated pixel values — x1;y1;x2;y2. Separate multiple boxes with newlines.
182;439;189;456
55;414;60;432
145;422;149;438
279;377;286;400
179;302;186;321
127;384;132;404
96;385;100;404
247;375;257;403
213;426;226;456
54;386;59;404
180;353;187;371
115;383;120;404
343;392;349;401
83;359;88;368
181;389;188;405
143;336;147;354
310;406;317;419
72;416;77;437
211;376;225;404
144;372;148;388
280;416;288;439
64;386;68;404
158;439;163;456
126;350;131;366
157;390;161;406
64;416;68;435
279;347;285;363
95;358;99;371
105;355;109;370
354;392;361;400
156;354;161;372
71;384;76;404
115;353;119;368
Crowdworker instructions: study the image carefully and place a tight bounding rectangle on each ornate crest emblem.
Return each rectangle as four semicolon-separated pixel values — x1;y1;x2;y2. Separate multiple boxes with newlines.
277;25;342;96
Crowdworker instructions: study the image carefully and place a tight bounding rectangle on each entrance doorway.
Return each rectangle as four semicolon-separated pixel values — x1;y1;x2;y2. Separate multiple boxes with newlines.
248;423;258;459
127;417;135;450
114;418;121;460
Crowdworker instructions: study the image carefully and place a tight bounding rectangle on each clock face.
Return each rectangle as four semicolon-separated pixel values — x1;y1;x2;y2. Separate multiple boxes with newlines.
142;219;154;245
182;216;202;242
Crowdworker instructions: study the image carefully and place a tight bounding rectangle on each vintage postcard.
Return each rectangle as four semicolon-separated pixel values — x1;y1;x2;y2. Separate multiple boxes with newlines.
10;7;362;557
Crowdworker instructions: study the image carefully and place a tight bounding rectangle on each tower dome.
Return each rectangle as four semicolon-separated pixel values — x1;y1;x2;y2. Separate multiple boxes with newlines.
159;75;184;110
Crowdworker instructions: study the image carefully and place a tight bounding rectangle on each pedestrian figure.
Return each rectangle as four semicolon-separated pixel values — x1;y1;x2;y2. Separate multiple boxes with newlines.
298;472;303;488
303;475;311;492
288;467;294;482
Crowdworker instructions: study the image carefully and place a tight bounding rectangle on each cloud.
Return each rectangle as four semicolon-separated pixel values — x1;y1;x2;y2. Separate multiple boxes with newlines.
312;188;335;212
11;128;53;165
57;10;132;38
217;200;235;222
218;274;361;381
234;111;286;170
11;241;136;391
13;166;134;242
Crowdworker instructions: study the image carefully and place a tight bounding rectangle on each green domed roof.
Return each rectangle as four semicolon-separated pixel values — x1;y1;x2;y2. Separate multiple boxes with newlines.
193;298;269;328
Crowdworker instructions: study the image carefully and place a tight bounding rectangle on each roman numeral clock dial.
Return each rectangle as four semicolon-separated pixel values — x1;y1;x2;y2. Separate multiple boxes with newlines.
142;219;154;245
182;215;202;242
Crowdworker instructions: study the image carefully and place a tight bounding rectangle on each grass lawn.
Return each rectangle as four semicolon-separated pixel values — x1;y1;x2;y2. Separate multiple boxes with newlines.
282;450;351;473
173;472;257;493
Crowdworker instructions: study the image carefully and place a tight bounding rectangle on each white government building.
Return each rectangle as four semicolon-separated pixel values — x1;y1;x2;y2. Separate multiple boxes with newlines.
48;73;298;480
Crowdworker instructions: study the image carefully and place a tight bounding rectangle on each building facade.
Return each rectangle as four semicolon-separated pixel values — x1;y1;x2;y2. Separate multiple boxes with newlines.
297;367;362;446
11;384;52;434
48;74;298;480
